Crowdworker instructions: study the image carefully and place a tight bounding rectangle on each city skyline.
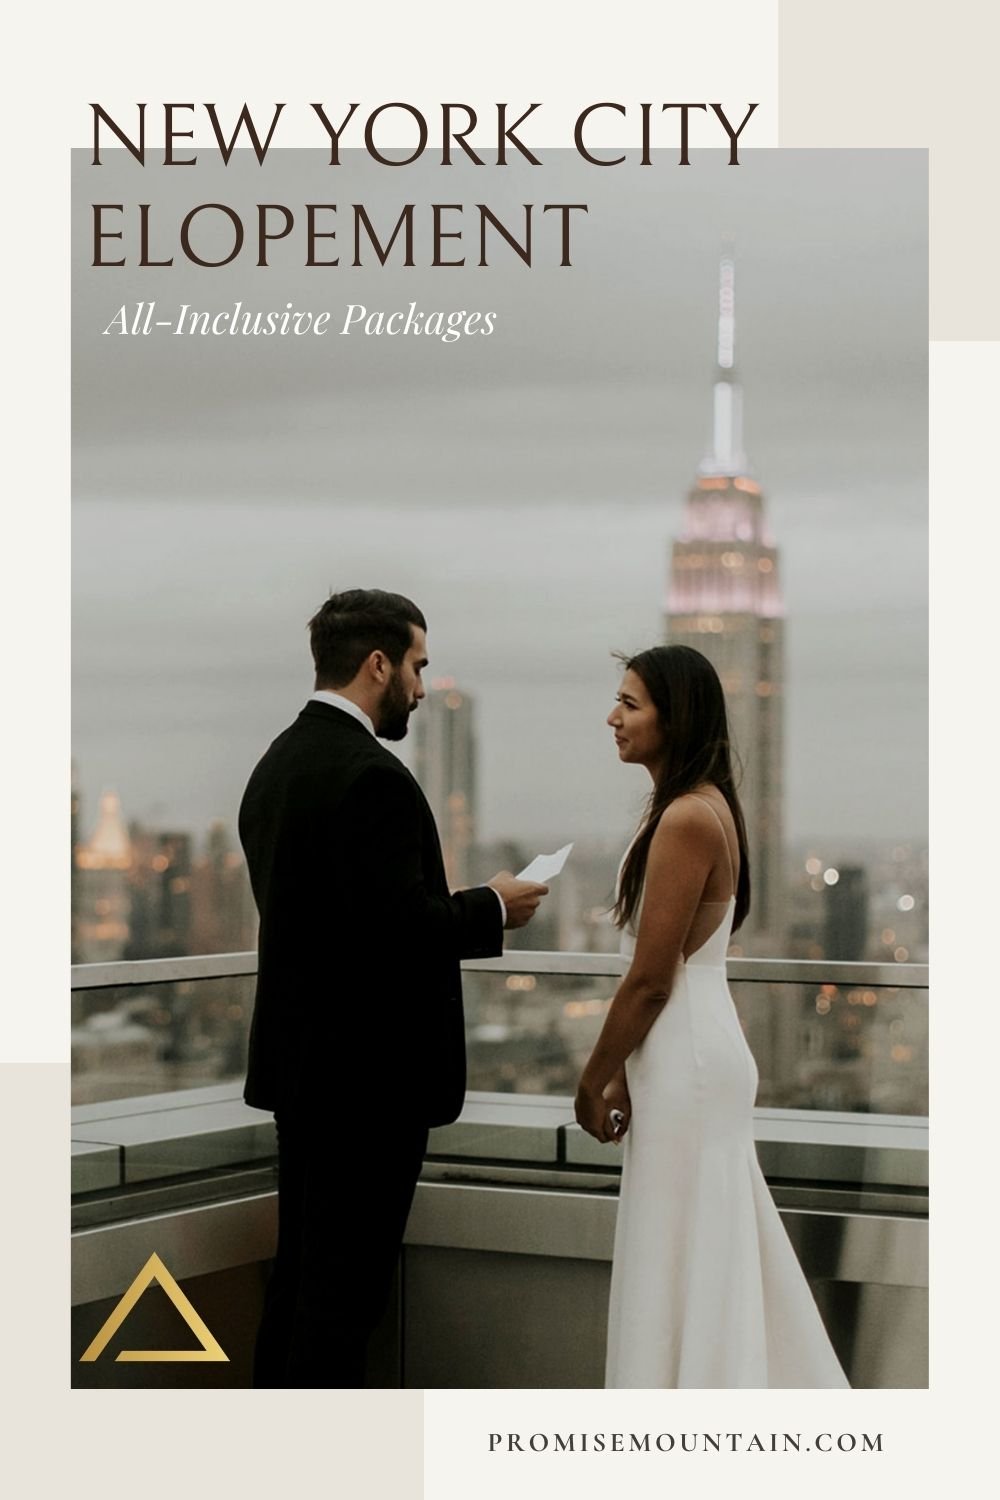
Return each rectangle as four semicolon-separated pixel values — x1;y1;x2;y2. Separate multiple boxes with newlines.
73;150;927;848
71;764;927;1109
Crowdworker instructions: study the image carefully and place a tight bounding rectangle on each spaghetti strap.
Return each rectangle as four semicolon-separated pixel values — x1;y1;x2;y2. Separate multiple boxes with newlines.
688;793;737;898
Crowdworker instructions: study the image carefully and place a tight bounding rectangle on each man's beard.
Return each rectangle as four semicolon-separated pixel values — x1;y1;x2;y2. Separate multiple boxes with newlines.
376;671;414;741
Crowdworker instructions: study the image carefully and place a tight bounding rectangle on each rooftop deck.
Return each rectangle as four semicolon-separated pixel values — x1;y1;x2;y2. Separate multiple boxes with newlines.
71;950;929;1388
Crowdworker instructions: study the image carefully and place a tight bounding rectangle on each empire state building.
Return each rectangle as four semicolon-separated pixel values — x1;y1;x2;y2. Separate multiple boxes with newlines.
665;250;784;949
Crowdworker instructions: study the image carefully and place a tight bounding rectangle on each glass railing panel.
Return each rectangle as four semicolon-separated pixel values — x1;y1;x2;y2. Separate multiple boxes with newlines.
72;974;254;1106
463;969;614;1098
462;969;928;1117
732;978;928;1116
72;955;928;1119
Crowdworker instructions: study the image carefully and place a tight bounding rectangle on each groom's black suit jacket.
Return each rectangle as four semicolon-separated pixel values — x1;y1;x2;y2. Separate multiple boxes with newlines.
239;700;503;1127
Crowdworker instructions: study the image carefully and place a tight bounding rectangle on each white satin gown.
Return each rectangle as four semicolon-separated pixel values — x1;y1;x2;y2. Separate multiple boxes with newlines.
604;835;849;1388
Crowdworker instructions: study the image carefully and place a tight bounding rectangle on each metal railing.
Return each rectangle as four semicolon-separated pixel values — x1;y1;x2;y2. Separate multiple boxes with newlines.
71;950;929;991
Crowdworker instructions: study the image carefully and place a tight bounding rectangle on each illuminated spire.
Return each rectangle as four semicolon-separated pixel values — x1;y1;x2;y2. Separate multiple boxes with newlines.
699;241;749;479
78;789;132;870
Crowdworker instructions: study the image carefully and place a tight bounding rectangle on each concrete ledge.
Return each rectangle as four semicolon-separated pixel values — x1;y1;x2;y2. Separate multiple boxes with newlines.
70;1087;928;1195
72;1141;121;1194
429;1093;574;1163
72;1091;275;1185
72;1082;245;1124
563;1107;928;1187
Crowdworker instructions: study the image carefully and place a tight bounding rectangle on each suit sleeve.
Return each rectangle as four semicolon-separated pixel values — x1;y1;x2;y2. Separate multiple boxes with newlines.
338;765;504;961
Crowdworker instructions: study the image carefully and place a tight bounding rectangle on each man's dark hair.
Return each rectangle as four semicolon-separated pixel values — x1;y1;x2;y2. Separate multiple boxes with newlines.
307;589;427;687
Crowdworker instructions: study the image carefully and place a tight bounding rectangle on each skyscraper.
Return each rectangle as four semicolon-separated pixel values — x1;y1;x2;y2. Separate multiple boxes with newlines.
75;789;132;963
125;828;193;960
664;248;785;950
190;820;257;955
412;679;478;889
823;865;870;961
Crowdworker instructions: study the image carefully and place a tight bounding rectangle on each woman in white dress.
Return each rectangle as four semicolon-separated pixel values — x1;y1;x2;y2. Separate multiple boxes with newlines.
575;645;849;1389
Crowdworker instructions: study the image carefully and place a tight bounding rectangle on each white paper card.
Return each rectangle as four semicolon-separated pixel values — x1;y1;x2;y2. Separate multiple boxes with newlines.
516;842;573;883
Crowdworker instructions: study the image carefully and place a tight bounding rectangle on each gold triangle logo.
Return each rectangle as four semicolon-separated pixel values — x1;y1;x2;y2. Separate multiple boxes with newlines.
78;1252;229;1363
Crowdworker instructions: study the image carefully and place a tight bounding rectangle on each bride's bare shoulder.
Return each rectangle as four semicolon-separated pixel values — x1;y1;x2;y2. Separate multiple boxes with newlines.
652;794;723;847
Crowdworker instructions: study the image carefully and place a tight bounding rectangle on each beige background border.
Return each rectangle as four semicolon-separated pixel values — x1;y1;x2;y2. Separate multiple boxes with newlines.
5;0;994;1495
780;0;999;338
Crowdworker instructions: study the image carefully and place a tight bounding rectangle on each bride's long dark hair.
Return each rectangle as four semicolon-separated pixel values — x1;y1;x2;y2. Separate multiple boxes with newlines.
612;644;751;933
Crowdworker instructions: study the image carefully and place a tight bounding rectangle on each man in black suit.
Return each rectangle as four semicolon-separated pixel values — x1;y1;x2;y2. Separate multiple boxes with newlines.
239;588;547;1387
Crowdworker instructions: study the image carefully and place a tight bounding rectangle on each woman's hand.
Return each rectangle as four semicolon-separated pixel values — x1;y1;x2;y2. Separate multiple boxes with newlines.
575;1080;609;1141
603;1070;631;1144
575;1072;630;1145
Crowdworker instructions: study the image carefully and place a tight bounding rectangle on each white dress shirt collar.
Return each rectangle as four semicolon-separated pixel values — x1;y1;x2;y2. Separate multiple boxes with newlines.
310;690;376;738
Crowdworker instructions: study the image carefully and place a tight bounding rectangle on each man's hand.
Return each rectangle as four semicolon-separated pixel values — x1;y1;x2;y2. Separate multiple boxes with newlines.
488;871;549;929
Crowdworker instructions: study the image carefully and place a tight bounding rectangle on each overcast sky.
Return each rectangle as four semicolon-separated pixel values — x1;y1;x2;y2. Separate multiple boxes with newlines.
72;148;927;847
